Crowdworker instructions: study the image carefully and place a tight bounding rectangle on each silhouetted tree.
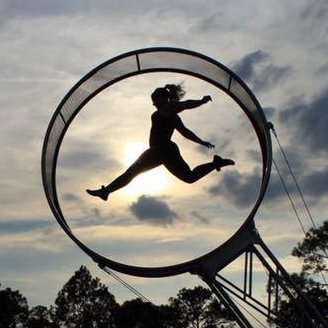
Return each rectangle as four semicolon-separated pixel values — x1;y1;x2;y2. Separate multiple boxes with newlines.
24;305;57;328
157;304;180;328
54;266;118;328
271;272;328;327
270;222;328;327
292;220;328;276
169;286;236;328
115;298;176;328
0;283;28;328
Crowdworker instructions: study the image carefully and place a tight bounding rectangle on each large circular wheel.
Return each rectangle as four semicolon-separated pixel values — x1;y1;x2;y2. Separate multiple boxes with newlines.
42;47;272;277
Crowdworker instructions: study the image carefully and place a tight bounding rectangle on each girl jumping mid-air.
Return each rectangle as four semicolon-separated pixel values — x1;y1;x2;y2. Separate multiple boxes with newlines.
86;84;234;201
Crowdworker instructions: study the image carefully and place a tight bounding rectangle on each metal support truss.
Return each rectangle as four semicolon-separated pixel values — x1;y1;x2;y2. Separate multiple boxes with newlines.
196;224;328;328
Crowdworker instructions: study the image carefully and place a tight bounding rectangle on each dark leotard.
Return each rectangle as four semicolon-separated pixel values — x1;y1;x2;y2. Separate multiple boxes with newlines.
149;111;182;147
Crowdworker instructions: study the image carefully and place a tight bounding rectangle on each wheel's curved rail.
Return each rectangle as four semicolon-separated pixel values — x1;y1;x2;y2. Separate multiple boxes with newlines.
42;47;272;277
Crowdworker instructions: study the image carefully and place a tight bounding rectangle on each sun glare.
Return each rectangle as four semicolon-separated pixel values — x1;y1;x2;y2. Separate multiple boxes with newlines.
122;142;171;195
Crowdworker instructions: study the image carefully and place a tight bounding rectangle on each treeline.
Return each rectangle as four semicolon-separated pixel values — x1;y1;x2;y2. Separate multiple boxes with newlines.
0;267;236;328
1;221;327;328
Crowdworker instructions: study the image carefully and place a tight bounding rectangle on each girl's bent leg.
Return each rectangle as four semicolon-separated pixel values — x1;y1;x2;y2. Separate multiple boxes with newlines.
163;145;217;183
164;144;234;184
167;161;217;184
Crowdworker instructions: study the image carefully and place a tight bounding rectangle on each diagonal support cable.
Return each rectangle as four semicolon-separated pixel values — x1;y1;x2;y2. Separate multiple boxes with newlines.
100;265;151;303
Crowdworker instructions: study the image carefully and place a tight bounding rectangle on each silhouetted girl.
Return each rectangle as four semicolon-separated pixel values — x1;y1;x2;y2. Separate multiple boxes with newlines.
87;84;234;201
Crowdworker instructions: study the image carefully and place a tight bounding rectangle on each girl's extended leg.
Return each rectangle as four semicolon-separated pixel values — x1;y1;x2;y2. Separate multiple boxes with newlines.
86;148;161;200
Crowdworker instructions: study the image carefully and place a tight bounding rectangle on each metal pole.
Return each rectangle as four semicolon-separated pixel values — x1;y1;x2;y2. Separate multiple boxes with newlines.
202;273;255;328
258;239;328;328
244;251;248;300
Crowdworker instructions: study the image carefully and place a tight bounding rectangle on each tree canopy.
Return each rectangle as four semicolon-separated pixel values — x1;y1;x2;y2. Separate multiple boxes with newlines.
115;298;175;328
169;286;235;328
0;284;28;328
2;218;327;328
292;220;328;275
54;265;118;328
24;305;56;328
0;268;236;328
272;220;328;327
272;272;328;327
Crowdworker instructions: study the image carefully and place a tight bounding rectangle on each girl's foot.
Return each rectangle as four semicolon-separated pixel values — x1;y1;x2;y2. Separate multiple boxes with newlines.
86;185;109;201
213;155;235;171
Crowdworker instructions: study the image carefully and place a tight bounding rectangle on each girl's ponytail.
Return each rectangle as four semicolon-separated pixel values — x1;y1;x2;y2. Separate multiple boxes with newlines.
164;83;186;101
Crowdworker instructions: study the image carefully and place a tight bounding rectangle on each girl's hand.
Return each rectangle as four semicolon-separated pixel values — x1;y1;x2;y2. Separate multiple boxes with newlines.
202;141;215;149
202;95;212;103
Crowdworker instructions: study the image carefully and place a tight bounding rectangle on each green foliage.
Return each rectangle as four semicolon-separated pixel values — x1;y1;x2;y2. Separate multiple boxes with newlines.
0;283;28;328
272;221;328;327
2;220;328;328
24;305;57;328
54;265;118;328
0;270;236;328
115;298;175;328
273;272;328;328
169;286;235;328
292;220;328;275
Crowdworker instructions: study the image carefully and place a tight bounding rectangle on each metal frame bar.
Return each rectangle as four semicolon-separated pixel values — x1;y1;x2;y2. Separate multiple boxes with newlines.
198;236;328;328
216;274;270;316
208;279;254;328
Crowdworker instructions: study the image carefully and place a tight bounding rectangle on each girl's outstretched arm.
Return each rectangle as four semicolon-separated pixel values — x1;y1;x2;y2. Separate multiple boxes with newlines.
173;95;212;113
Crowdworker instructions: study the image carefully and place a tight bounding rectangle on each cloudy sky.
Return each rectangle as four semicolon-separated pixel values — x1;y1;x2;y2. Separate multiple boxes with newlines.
1;0;328;321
